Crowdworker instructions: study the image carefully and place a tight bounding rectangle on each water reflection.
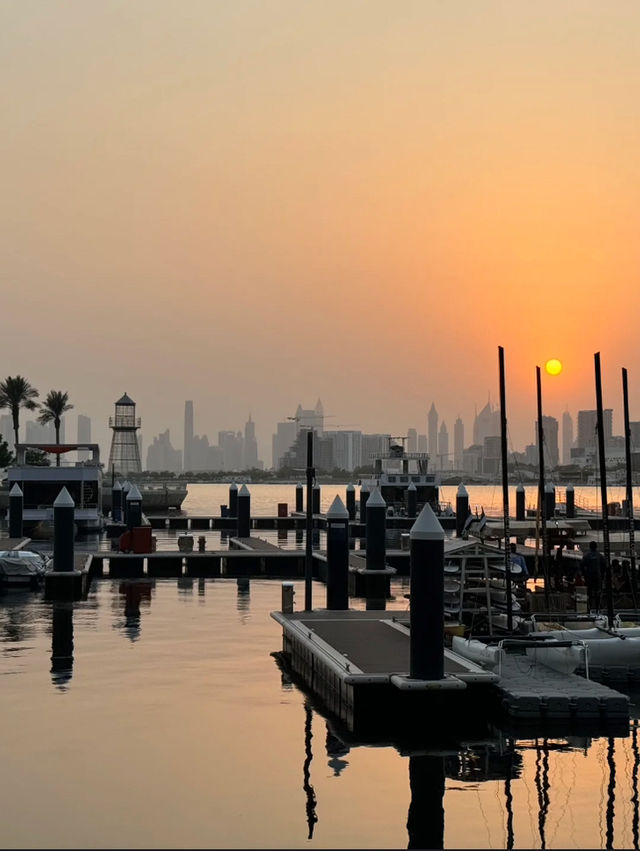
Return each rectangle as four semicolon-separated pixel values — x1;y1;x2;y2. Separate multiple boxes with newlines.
236;577;250;623
50;601;73;690
325;724;350;776
117;579;154;642
303;702;318;839
406;754;445;850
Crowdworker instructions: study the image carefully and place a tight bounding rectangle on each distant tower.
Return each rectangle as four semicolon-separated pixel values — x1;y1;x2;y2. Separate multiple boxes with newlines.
107;393;142;476
314;398;324;435
438;421;449;470
243;413;259;469
407;428;418;453
184;401;194;472
453;416;464;470
77;414;91;462
562;410;573;465
428;403;438;459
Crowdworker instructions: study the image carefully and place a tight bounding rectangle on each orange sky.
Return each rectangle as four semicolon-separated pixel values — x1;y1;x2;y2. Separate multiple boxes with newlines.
2;0;639;460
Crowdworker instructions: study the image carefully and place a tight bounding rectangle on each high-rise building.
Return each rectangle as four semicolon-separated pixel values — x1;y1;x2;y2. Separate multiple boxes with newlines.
536;415;559;469
26;420;55;443
184;401;194;472
77;414;92;461
218;430;243;472
282;428;334;473
107;393;142;476
428;403;438;458
562;411;573;465
272;421;297;470
483;435;502;476
407;428;417;453
0;414;13;448
629;421;640;449
473;399;500;446
437;422;449;471
146;429;182;473
294;399;324;435
243;414;259;469
453;416;464;470
361;434;391;467
576;409;613;452
417;434;427;454
325;430;362;472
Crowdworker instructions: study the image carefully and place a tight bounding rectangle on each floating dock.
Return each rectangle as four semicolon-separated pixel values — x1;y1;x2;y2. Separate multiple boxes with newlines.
272;607;631;736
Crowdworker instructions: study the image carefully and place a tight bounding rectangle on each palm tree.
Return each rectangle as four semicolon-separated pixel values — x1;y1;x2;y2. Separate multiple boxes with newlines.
0;375;39;451
38;390;73;466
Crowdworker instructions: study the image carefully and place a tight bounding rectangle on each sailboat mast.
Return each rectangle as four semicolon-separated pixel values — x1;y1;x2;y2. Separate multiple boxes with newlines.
536;367;550;608
594;352;614;625
499;346;513;632
622;367;638;605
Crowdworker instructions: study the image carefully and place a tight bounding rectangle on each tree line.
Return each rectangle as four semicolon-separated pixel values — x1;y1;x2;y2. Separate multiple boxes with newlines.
0;376;73;468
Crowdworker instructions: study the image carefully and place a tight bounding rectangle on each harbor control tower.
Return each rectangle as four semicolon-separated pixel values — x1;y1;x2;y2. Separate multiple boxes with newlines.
107;392;142;476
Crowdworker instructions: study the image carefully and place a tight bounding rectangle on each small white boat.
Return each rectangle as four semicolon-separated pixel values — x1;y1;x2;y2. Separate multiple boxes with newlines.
452;636;585;676
530;623;640;671
0;550;51;589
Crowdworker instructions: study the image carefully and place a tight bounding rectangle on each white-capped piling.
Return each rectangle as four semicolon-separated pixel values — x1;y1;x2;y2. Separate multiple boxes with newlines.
312;484;321;515
515;484;525;521
346;483;356;521
237;484;251;537
9;483;23;538
295;482;304;512
326;496;349;610
365;487;386;571
544;482;556;521
566;484;575;518
409;504;445;681
455;484;469;537
112;480;123;522
53;487;75;572
359;483;370;523
126;483;143;529
407;481;417;518
229;482;238;518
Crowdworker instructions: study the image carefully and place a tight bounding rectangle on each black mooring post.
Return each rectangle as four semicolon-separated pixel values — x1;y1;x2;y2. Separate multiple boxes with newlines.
326;496;349;610
295;482;304;513
346;483;356;521
9;483;23;538
365;487;386;571
126;483;143;530
409;504;444;681
312;483;320;515
305;430;314;611
229;482;238;518
53;486;75;572
112;480;122;522
455;484;469;537
515;484;525;521
407;481;417;519
565;484;575;519
237;484;251;538
359;484;370;523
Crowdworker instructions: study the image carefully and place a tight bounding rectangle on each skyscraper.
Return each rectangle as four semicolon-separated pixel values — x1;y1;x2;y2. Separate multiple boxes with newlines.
437;421;449;470
184;401;194;472
407;428;417;453
77;413;92;461
243;413;259;469
272;421;297;470
428;402;438;459
454;416;464;470
473;399;500;446
562;410;573;465
536;415;559;469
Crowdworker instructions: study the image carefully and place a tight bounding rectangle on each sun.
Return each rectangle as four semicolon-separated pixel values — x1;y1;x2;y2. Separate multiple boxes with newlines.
545;358;563;376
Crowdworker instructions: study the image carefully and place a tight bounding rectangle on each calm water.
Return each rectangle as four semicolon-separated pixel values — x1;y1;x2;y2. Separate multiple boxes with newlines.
2;483;640;849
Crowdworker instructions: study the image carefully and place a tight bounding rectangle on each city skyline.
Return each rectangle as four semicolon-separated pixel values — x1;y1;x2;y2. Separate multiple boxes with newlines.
2;2;640;474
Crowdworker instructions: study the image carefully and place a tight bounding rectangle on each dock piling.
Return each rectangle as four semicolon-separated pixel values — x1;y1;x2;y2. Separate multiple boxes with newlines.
237;484;251;538
9;483;23;538
229;482;238;518
126;483;143;530
326;496;349;610
407;481;417;519
111;480;122;522
295;482;304;513
515;484;525;521
409;504;445;681
346;483;356;521
455;484;469;537
53;487;75;572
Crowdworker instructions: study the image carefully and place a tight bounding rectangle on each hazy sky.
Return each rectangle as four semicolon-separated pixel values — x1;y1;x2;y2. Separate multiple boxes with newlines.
3;1;639;462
